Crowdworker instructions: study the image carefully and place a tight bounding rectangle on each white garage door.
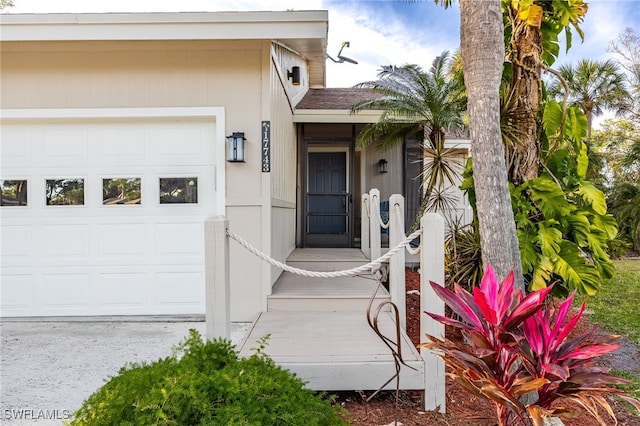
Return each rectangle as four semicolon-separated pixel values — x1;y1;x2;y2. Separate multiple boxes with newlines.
1;111;222;317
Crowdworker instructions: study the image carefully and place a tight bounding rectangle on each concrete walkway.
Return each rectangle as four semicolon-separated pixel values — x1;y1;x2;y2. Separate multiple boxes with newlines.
0;319;248;425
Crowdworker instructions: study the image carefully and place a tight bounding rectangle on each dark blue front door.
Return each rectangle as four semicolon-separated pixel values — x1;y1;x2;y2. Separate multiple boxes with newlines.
305;151;351;247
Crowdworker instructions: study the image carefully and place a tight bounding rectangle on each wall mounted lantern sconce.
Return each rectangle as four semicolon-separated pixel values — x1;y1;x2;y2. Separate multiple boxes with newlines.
226;132;246;163
379;159;388;174
287;66;301;86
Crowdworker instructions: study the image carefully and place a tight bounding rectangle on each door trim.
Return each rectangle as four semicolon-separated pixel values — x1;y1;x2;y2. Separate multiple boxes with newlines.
302;143;354;247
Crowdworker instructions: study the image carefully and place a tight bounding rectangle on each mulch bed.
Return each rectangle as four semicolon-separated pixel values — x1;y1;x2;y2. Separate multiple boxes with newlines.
338;268;640;426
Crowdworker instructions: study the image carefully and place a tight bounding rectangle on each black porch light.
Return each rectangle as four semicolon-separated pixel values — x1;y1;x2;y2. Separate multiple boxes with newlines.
226;132;246;163
379;159;388;174
287;66;301;86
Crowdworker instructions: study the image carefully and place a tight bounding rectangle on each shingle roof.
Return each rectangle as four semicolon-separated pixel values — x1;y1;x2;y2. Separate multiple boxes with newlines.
295;88;382;110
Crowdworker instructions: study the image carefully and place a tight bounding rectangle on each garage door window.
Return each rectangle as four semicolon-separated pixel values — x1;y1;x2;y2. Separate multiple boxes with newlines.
159;177;198;204
103;178;141;205
45;179;84;206
1;180;28;206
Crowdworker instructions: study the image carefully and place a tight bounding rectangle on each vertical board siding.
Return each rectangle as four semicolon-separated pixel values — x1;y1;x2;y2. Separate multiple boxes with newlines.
269;45;298;204
365;141;404;199
268;44;298;280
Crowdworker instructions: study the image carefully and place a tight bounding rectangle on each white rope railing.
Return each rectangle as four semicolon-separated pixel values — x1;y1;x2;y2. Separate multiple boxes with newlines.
226;227;422;279
363;196;371;218
205;211;445;412
393;203;421;255
371;193;390;230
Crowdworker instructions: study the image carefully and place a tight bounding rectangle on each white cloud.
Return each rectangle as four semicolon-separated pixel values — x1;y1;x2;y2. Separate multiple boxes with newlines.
325;4;457;87
550;1;638;67
6;0;639;89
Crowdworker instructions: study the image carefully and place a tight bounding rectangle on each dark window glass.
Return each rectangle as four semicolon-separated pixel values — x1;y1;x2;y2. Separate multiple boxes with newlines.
1;180;28;206
159;178;198;204
46;179;84;206
103;178;141;205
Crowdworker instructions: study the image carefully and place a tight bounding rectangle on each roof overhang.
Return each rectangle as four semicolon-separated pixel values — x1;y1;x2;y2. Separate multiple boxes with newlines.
0;11;329;87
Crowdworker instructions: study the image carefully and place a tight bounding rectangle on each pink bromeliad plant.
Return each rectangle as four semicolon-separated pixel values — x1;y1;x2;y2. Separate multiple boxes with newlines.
424;264;640;426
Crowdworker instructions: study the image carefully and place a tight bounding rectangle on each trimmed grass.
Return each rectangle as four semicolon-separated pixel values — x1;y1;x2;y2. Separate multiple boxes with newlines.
579;259;640;411
613;370;640;401
580;259;640;345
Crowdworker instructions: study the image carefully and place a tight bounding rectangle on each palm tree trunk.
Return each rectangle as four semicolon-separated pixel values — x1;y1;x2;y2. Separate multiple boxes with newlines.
460;0;525;290
508;11;542;183
586;108;593;142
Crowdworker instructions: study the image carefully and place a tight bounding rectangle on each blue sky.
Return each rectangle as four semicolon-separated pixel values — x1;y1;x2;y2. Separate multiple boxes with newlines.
5;0;640;88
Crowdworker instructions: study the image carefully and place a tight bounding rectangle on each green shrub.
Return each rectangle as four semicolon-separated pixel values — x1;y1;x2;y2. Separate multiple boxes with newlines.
68;330;346;426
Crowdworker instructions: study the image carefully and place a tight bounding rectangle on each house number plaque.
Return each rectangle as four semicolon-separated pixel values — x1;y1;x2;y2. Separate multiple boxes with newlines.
262;121;271;173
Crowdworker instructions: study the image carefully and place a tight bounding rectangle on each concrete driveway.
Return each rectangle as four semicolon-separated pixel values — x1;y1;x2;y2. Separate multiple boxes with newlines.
0;319;248;425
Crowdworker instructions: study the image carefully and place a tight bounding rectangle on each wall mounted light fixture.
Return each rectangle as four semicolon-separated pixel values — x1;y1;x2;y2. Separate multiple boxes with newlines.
226;132;246;162
287;66;301;86
379;159;388;174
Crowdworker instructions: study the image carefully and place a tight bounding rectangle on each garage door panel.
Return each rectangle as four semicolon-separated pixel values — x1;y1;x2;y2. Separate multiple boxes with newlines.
99;223;147;257
151;126;213;165
155;222;202;258
98;127;146;165
0;225;33;262
42;224;90;260
155;270;204;307
44;127;89;165
41;272;91;309
98;272;147;307
0;128;30;165
0;273;34;310
1;114;217;317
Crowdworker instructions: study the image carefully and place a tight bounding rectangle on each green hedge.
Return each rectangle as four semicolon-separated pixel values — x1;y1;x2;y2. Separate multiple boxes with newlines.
69;330;347;426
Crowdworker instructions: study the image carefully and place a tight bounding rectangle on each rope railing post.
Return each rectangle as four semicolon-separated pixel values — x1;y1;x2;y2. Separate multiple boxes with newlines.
361;193;371;259
204;215;230;341
369;188;382;261
388;194;406;331
420;212;445;412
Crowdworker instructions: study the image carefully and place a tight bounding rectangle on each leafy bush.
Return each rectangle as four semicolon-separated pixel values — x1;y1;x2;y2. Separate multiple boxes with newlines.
68;330;346;426
424;264;640;426
445;217;483;292
460;128;618;296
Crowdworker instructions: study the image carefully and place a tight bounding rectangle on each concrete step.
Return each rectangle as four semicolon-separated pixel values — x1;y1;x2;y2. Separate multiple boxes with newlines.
286;260;368;272
268;272;390;312
237;311;424;391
